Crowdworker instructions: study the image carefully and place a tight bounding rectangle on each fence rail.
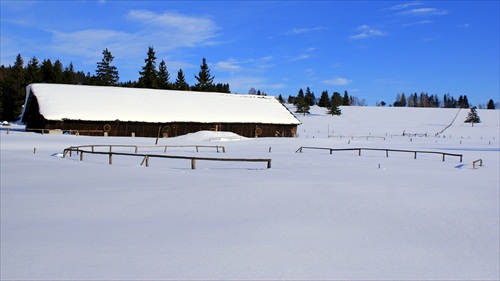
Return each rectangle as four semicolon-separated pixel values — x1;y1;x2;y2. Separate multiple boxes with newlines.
62;146;270;169
65;144;226;154
472;159;483;169
295;146;463;162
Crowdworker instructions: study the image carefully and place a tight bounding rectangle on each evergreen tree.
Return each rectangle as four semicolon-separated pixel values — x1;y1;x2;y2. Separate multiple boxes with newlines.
157;59;171;90
464;106;481;124
53;60;64;84
40;59;57;83
343;91;350;106
138;46;158;89
25;57;41;84
328;92;342;115
278;94;284;103
318;90;330;107
295;88;304;105
174;69;189;91
294;95;310;116
95;48;119;86
194;57;215;92
0;54;26;121
304;87;315;106
487;99;495;109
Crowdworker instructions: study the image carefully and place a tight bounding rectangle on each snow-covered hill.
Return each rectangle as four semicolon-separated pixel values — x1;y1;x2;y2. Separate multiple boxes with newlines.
1;106;499;280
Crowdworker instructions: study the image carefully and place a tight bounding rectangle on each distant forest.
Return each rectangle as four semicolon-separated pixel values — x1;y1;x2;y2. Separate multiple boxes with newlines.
0;47;497;122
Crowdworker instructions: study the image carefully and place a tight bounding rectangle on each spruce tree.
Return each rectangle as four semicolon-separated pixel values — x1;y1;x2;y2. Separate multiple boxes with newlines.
343;91;350;105
304;87;315;106
138;46;158;89
95;48;119;86
157;59;171;90
174;69;189;91
318;90;330;107
295;95;310;116
194;57;215;92
464;106;481;124
0;54;26;121
328;92;342;115
487;99;495;109
40;59;57;83
25;57;41;84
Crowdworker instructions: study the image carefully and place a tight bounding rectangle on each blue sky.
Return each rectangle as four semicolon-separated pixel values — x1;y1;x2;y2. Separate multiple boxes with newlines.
1;1;499;106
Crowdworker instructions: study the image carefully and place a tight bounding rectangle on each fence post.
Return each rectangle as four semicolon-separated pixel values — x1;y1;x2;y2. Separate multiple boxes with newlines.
135;146;138;153
442;154;445;161
196;146;199;153
109;146;113;165
145;156;149;167
385;150;388;157
80;151;84;161
267;159;272;169
330;149;333;155
414;151;417;159
358;149;361;156
191;158;196;169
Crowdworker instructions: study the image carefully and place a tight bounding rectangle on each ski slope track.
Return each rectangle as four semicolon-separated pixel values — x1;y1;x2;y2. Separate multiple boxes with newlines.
1;105;499;280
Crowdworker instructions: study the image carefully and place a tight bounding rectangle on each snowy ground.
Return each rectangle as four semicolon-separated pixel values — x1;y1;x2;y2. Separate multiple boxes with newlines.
1;106;499;280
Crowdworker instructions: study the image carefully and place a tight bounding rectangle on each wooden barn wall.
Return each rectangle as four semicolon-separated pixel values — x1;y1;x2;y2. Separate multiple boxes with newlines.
36;120;298;138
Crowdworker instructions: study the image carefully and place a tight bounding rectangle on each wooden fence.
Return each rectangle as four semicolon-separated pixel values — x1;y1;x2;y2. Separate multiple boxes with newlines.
62;145;270;169
472;159;483;169
65;144;226;154
295;146;463;162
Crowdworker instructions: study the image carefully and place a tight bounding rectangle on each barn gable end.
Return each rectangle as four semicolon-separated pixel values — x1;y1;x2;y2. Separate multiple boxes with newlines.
21;83;301;138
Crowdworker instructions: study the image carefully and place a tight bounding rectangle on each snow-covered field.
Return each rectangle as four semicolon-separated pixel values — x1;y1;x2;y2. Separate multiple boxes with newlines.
1;106;499;280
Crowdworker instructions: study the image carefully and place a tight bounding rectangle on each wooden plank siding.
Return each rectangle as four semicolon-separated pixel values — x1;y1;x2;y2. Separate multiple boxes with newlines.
28;119;298;138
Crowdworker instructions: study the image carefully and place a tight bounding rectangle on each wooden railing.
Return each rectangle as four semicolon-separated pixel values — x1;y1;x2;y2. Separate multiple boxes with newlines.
295;146;463;162
62;145;270;169
65;144;226;154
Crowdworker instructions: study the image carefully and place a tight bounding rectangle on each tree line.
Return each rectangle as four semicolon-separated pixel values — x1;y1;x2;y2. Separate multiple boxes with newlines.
285;87;366;116
0;46;230;121
389;92;496;110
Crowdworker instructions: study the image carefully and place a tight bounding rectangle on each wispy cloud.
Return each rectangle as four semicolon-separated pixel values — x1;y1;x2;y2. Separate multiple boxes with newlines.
403;20;433;27
350;25;387;40
285;26;327;35
214;58;241;71
322;76;352;86
397;8;448;16
385;1;422;11
48;9;221;69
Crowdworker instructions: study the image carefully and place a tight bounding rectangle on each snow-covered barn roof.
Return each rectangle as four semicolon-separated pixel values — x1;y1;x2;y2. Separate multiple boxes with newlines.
22;83;301;125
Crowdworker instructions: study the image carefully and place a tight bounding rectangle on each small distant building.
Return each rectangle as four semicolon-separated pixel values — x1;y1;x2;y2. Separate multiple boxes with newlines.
21;83;301;138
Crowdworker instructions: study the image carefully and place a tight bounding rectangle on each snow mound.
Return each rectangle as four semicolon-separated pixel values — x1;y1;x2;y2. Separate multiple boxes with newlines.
173;130;247;142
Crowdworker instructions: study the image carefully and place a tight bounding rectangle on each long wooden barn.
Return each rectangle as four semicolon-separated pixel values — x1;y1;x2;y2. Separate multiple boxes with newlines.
21;83;301;138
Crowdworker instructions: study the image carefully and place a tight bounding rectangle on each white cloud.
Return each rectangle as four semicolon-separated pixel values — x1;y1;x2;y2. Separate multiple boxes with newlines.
397;8;449;16
385;1;422;11
323;76;353;86
285;26;327;35
350;25;387;40
214;59;241;71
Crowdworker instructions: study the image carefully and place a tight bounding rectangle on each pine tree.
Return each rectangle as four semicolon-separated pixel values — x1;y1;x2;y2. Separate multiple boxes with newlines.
487;99;495;109
40;59;57;83
174;69;189;91
318;90;330;107
304;87;315;106
278;94;284;103
295;88;304;105
343;91;350;105
327;92;342;115
0;54;26;121
95;48;119;86
295;95;310;116
25;57;41;84
194;57;215;92
138;46;158;89
464;106;481;124
157;60;171;90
